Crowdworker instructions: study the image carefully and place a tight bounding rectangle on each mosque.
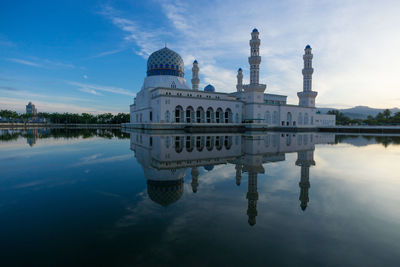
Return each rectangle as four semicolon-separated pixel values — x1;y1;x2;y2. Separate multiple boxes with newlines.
126;28;335;130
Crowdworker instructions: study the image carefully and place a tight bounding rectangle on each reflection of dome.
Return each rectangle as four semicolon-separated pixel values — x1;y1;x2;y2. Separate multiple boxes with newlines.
147;47;184;77
147;179;184;207
204;165;214;171
204;84;215;92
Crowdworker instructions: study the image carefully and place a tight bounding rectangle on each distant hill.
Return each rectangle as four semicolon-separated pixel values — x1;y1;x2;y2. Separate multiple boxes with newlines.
317;106;400;119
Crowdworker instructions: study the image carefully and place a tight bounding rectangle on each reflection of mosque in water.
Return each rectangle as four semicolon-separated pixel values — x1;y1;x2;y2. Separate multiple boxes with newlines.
128;130;335;225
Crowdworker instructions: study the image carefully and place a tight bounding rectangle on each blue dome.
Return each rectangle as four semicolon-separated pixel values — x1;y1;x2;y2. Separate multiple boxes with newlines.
204;165;214;171
204;84;215;92
305;45;311;49
147;47;184;77
238;68;242;71
252;28;258;33
193;60;198;63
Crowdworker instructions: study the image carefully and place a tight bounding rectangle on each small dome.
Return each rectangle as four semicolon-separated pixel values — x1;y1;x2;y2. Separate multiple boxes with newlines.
147;47;184;77
305;45;311;49
204;84;215;92
193;60;198;64
204;165;214;171
252;28;258;33
238;68;242;71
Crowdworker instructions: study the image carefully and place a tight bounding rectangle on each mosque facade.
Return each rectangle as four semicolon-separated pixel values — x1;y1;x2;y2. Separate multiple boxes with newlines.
127;29;335;129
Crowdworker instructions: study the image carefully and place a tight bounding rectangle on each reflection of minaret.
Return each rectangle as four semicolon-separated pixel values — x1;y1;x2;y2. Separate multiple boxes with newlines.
191;167;199;193
235;164;242;186
295;150;315;211
246;171;258;226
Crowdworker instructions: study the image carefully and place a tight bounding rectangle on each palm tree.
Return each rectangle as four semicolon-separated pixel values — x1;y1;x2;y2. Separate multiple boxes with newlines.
383;109;391;120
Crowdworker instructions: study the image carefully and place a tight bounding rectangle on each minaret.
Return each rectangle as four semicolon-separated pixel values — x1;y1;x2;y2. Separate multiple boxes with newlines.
191;60;200;91
243;29;266;104
235;163;242;185
191;167;199;193
249;29;261;85
297;45;318;107
246;171;259;226
295;150;316;211
236;68;243;92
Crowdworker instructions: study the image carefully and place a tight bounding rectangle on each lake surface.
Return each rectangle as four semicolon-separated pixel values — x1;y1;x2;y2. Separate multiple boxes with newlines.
1;128;400;266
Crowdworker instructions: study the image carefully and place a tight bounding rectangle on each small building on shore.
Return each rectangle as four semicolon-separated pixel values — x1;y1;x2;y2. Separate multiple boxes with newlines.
26;102;37;117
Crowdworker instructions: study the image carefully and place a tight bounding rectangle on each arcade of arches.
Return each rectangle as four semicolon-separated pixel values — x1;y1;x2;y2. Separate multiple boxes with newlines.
173;106;234;123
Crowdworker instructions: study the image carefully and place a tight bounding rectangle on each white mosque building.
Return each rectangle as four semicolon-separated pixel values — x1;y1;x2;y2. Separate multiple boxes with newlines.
126;28;335;130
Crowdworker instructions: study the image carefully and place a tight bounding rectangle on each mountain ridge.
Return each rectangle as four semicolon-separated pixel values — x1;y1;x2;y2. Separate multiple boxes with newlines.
317;106;400;119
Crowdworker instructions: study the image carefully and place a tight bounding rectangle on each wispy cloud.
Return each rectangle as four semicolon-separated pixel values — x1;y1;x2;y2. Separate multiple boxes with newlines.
0;86;18;91
68;81;134;96
100;0;400;108
6;57;75;69
79;87;103;96
91;48;124;58
73;154;132;166
99;5;165;57
7;58;42;67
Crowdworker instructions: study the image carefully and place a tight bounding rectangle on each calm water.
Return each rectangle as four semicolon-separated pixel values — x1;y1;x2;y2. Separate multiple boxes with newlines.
1;129;400;266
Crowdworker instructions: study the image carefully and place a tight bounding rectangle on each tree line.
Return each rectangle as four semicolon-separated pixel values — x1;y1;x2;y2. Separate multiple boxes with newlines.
0;110;130;124
327;109;400;125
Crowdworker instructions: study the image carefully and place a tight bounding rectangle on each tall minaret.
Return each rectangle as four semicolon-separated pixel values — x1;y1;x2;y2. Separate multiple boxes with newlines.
295;149;316;211
236;68;243;92
297;45;318;107
249;29;261;85
191;167;199;193
191;60;200;91
243;28;266;105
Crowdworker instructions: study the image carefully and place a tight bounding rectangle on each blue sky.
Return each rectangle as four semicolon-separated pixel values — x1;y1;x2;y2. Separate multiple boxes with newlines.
1;0;399;113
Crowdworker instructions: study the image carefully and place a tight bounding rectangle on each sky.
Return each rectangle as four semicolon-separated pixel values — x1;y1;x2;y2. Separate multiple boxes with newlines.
0;0;399;114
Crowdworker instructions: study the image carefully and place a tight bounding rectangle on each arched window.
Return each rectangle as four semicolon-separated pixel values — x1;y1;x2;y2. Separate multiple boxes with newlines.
235;113;239;123
186;106;194;123
196;107;204;123
273;111;278;124
225;108;232;123
206;107;214;123
171;81;176;88
287;112;292;126
175;106;184;123
298;113;303;125
265;111;271;124
165;110;170;122
304;113;309;125
216;108;223;123
311;116;314;125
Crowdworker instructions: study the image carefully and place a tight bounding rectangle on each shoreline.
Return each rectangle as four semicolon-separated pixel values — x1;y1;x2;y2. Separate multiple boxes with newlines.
0;123;121;129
